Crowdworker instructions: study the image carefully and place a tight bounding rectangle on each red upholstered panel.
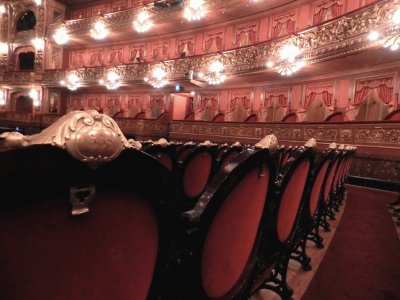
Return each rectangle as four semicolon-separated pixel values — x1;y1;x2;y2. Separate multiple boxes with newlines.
324;160;339;203
201;167;270;298
0;191;158;300
309;160;330;217
157;152;173;171
277;159;310;242
177;148;192;162
183;152;212;198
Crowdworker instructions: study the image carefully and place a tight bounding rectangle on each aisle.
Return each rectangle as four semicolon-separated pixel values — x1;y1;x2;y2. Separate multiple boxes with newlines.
302;185;400;300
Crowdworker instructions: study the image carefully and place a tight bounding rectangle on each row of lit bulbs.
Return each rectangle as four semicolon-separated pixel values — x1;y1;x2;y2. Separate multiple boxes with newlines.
60;59;227;91
53;0;207;44
367;8;400;50
0;88;40;107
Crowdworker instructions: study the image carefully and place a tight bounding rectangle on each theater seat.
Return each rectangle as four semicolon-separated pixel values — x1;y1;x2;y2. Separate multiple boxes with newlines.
0;110;175;300
176;146;277;299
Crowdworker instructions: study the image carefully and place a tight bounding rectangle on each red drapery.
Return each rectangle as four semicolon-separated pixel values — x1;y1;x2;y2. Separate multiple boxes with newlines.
109;49;123;64
215;36;223;51
303;90;333;110
313;1;343;24
272;18;295;38
264;94;288;108
236;31;245;45
230;97;250;110
286;19;295;34
272;22;283;38
204;37;214;52
352;77;394;107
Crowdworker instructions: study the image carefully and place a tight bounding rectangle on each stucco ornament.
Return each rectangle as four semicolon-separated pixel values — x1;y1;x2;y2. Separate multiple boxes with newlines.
154;138;170;147
304;138;317;148
254;134;279;151
0;110;138;167
329;142;337;149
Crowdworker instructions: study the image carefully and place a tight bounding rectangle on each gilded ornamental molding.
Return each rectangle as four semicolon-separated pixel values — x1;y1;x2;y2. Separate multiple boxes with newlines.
34;0;398;87
169;120;400;158
0;110;139;167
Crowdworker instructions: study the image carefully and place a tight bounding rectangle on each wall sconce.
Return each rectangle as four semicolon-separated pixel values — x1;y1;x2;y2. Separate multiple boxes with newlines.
0;90;6;108
133;11;153;33
266;43;306;76
60;73;81;90
144;66;168;88
53;27;70;45
0;4;6;14
32;37;44;68
184;0;206;21
90;19;108;40
29;89;40;110
99;71;121;90
198;60;226;85
0;42;8;67
35;0;42;6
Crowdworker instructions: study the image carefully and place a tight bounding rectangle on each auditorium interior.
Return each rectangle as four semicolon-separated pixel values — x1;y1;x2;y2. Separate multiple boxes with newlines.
0;0;399;299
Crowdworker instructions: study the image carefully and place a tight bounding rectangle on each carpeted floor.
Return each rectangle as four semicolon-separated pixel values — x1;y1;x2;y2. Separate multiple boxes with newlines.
302;185;400;300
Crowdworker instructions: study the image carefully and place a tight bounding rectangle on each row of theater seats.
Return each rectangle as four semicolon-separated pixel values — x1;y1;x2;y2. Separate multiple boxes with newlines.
0;126;356;299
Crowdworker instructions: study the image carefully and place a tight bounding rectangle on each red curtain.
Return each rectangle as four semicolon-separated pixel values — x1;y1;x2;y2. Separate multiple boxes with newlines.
313;7;327;24
264;95;274;108
286;19;295;34
321;90;333;107
278;95;289;108
264;94;288;108
272;22;283;38
230;97;238;110
216;36;223;50
241;97;250;109
178;42;185;54
139;48;145;59
236;31;245;45
303;92;317;110
204;37;214;52
353;86;372;107
153;47;160;58
131;49;138;60
377;85;394;104
248;29;257;44
162;45;168;56
89;54;97;65
187;41;194;55
331;3;343;17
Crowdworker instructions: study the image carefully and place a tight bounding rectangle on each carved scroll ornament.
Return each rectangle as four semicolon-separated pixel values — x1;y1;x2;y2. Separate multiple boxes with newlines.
0;110;140;167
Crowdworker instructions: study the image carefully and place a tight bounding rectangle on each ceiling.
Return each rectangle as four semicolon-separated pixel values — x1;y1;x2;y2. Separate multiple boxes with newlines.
56;0;98;6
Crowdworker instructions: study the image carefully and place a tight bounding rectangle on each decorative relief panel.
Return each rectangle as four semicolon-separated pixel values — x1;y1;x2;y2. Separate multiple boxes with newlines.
340;129;353;142
304;128;338;141
356;128;400;144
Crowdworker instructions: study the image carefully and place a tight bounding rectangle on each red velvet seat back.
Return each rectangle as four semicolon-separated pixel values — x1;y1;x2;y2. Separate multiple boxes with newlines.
201;167;270;298
309;159;330;217
177;146;194;162
220;150;240;169
156;152;173;171
277;159;310;242
323;159;339;203
183;151;213;198
0;191;158;300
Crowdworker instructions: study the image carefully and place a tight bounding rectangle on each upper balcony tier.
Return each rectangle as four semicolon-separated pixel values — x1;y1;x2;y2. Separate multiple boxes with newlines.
48;0;344;47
